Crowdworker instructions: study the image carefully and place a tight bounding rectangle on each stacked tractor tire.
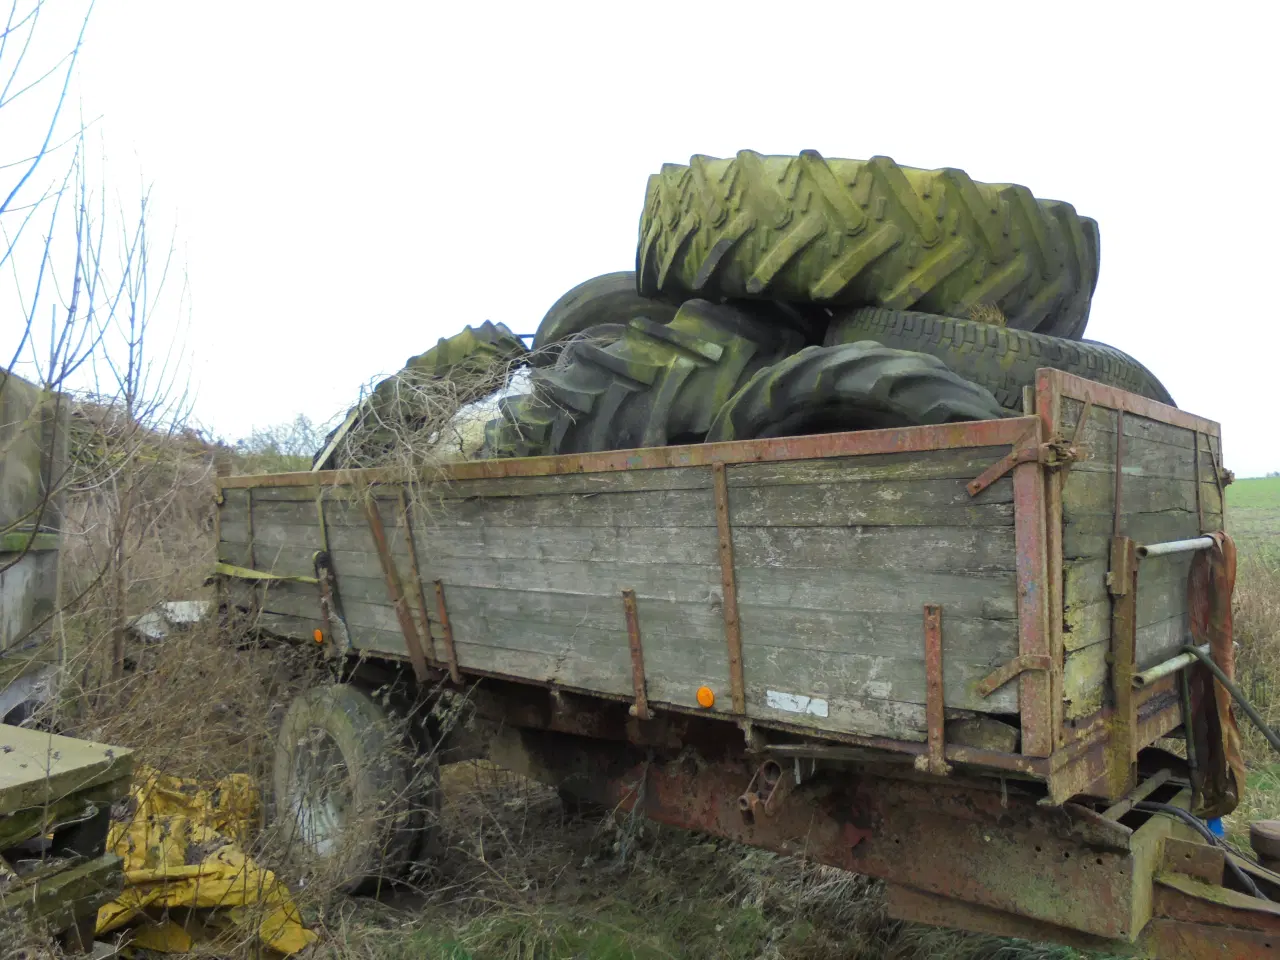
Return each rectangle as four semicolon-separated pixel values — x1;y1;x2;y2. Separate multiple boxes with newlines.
321;151;1174;469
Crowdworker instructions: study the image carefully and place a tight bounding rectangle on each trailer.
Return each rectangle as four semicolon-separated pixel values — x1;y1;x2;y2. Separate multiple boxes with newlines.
215;368;1278;958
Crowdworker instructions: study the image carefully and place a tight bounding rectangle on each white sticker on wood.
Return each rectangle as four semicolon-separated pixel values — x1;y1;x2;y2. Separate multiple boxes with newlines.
765;689;829;718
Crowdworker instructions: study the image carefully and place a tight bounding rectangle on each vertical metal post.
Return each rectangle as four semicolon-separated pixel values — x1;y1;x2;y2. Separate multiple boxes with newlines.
433;579;461;684
397;487;438;663
622;589;650;720
1112;409;1125;539
1107;535;1138;798
713;462;746;714
363;495;431;683
923;604;951;776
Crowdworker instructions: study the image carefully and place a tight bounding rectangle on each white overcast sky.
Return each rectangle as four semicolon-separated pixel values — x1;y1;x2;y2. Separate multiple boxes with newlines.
10;1;1279;476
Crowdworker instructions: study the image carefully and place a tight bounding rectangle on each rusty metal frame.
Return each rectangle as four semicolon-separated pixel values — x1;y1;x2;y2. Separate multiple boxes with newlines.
433;579;461;683
923;604;951;776
483;726;1280;957
362;493;431;683
621;589;650;721
711;462;746;714
216;417;1044;490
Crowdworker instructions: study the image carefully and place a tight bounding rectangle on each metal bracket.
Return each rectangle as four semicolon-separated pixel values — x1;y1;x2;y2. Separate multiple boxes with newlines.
364;496;432;684
975;654;1054;698
738;760;794;821
622;589;650;720
967;435;1086;497
433;579;461;684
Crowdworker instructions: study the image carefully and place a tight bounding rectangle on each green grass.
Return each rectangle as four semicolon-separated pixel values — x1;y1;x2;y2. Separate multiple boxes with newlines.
1228;476;1280;563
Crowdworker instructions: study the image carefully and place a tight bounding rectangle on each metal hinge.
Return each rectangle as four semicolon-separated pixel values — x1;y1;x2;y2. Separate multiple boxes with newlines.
967;435;1089;497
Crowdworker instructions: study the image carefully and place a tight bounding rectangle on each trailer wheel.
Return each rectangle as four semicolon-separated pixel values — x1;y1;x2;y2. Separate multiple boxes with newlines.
531;271;678;366
825;307;1175;411
706;342;1009;442
638;151;1097;339
273;684;436;892
483;299;805;457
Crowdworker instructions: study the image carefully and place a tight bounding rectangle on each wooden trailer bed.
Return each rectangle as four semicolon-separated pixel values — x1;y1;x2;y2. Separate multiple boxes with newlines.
216;368;1227;803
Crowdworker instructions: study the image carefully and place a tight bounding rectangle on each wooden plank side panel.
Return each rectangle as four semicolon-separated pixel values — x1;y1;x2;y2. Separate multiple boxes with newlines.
220;442;1032;744
1055;390;1223;724
727;459;1021;740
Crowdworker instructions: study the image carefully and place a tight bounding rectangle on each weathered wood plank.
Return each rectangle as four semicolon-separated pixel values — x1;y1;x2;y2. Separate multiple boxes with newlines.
1063;615;1190;720
1062;472;1221;518
735;566;1017;620
1059;400;1211;452
743;643;1017;713
744;679;930;741
433;583;1017;663
726;446;1010;487
419;556;721;604
729;525;1015;573
1062;510;1222;561
729;477;1014;528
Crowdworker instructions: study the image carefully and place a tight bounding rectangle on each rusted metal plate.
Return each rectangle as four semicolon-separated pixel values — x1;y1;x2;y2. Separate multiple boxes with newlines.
216;416;1043;489
922;604;950;776
1140;918;1280;959
486;727;1145;939
1162;835;1225;885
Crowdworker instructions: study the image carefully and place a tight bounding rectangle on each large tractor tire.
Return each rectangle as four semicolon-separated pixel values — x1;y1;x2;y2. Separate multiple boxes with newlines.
530;271;678;366
315;321;528;469
825;307;1174;411
482;299;805;458
706;342;1009;442
638;151;1098;340
274;684;437;893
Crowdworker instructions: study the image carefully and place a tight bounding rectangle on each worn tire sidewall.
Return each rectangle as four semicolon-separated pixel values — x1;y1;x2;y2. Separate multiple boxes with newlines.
273;684;418;891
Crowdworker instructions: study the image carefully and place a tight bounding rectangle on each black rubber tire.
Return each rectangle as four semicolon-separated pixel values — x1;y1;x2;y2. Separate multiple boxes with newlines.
274;684;436;893
530;271;678;366
825;307;1174;411
482;299;805;457
706;342;1009;442
316;321;528;469
638;151;1098;339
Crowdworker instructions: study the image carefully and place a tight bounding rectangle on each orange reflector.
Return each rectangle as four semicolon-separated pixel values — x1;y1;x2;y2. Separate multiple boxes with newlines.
696;686;715;708
313;629;324;644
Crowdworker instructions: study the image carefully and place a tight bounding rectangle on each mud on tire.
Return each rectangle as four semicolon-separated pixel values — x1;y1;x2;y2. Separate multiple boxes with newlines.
638;151;1098;340
273;684;437;893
